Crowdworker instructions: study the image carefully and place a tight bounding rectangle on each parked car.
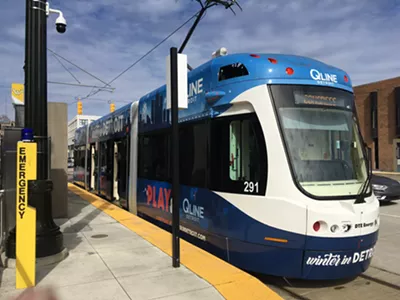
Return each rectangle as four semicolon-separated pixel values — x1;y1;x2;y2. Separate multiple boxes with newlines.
371;174;400;202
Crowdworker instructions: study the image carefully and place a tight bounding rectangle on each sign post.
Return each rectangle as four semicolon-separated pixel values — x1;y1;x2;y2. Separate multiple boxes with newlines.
15;128;37;289
166;47;188;268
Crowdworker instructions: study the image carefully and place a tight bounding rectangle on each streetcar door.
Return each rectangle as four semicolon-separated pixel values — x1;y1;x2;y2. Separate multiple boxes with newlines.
99;140;113;200
85;144;91;190
115;137;129;210
113;141;119;203
92;143;99;193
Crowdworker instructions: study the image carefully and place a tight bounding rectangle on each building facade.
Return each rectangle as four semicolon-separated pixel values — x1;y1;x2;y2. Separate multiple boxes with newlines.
67;115;100;159
354;76;400;172
0;115;15;144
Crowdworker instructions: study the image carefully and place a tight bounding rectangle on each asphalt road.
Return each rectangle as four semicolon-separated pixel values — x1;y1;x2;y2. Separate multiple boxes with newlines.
260;200;400;300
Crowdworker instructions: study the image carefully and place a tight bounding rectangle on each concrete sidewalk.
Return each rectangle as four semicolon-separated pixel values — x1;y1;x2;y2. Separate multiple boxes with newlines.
0;190;224;300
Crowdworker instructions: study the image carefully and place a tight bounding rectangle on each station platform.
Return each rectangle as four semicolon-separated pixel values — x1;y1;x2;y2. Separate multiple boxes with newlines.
0;183;281;300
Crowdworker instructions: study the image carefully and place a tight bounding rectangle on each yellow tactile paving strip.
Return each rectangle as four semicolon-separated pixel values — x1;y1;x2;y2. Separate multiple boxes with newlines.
68;183;283;300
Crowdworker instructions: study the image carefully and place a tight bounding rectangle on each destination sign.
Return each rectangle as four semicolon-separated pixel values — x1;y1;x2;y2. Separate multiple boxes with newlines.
293;90;348;108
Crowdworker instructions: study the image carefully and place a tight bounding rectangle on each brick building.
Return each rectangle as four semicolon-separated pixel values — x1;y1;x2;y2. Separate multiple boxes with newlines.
354;76;400;172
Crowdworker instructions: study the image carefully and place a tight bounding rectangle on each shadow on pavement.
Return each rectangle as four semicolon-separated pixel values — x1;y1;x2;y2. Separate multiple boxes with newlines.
379;201;399;207
35;188;109;284
253;272;358;300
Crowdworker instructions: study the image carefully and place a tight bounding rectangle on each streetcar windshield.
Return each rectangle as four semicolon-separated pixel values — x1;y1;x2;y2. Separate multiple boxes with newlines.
270;84;369;198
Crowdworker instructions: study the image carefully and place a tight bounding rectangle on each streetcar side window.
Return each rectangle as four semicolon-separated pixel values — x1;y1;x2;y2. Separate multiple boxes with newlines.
179;121;207;187
138;132;170;181
209;113;267;195
73;146;85;169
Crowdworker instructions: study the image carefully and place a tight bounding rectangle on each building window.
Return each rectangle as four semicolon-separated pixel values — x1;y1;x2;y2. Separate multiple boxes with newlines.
370;91;378;139
79;119;88;127
395;87;400;137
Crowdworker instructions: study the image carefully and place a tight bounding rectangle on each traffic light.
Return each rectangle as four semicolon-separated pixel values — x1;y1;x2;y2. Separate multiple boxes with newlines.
110;103;115;112
77;101;82;115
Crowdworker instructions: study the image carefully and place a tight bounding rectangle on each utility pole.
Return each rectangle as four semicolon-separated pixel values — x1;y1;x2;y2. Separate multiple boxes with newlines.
6;0;66;260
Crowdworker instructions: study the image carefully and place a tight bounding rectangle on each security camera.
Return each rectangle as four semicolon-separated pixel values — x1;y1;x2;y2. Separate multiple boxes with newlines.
55;15;67;34
46;3;67;34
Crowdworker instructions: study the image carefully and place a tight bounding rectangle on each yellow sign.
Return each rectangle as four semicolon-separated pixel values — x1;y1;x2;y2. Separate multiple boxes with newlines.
16;141;37;289
11;83;24;106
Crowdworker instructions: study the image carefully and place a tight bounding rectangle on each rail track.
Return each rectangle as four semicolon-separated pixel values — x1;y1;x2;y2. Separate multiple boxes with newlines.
259;265;400;300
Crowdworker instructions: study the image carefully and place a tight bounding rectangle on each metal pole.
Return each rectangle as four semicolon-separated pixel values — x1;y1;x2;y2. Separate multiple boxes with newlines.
24;0;32;121
178;6;207;71
170;47;180;268
178;7;207;54
6;0;63;259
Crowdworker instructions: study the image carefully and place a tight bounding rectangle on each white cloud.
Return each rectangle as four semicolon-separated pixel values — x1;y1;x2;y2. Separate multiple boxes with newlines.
1;0;400;122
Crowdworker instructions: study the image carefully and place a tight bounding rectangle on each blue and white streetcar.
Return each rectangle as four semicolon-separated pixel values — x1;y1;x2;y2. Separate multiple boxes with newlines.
73;48;379;280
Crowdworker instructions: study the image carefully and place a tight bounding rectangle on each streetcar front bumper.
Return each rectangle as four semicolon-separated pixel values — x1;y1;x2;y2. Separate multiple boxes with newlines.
301;231;378;280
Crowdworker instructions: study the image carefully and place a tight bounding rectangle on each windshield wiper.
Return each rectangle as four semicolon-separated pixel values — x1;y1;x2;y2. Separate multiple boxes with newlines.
355;148;371;204
355;171;371;204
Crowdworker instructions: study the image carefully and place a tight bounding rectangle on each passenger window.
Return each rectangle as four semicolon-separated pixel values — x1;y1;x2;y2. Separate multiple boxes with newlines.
210;113;267;195
229;120;241;180
138;132;170;181
179;121;207;187
229;119;261;182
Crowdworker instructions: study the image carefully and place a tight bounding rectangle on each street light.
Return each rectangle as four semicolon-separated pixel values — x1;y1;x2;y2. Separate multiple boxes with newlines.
6;0;66;260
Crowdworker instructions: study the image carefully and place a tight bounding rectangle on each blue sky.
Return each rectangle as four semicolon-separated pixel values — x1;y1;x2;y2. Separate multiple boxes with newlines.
1;0;400;122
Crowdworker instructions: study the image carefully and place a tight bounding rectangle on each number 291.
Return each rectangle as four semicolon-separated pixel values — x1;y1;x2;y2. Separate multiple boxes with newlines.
244;181;259;193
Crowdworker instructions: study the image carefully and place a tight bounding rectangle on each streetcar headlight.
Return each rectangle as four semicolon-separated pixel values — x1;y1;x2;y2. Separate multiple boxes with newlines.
330;224;340;233
372;184;388;191
342;223;352;232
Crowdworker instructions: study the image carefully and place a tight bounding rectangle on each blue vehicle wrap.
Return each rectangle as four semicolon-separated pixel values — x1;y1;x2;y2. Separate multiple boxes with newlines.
136;178;377;279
